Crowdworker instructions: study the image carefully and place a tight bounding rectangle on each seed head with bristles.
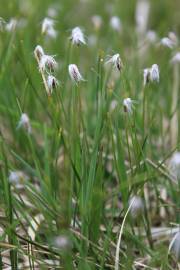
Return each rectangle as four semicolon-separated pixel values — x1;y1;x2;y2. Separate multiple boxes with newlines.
146;30;157;44
41;17;57;38
91;15;102;31
47;75;59;95
9;171;26;185
171;52;180;65
143;68;151;86
110;16;121;32
70;27;86;46
150;64;159;83
169;152;180;181
123;98;136;114
39;54;57;72
53;235;72;250
5;18;17;32
143;64;160;85
34;45;44;60
17;113;31;134
106;53;123;72
160;37;176;49
68;64;84;83
129;196;144;219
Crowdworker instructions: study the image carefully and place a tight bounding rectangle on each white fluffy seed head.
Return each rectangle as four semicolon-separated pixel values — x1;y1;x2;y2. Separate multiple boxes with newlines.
47;75;59;95
39;54;57;72
123;98;134;114
91;15;102;31
5;18;17;32
146;30;157;43
150;64;159;83
70;27;86;45
110;16;121;32
171;52;180;65
168;32;178;45
106;53;122;72
9;170;28;185
9;171;22;184
143;68;151;86
129;195;144;219
42;17;54;33
143;64;159;85
41;17;57;39
160;37;176;49
68;64;84;83
34;45;44;60
53;235;72;250
169;231;180;260
169;152;180;181
17;113;31;133
110;100;118;112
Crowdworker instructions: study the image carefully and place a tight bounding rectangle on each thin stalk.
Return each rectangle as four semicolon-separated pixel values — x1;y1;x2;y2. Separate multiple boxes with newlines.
125;114;133;177
170;64;179;148
34;50;50;96
142;85;146;139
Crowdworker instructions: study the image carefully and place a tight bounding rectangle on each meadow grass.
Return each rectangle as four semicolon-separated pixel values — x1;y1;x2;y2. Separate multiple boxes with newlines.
0;0;180;269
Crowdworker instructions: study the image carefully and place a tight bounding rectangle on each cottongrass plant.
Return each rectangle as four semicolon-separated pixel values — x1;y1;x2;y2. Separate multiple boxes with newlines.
0;0;180;269
110;16;122;32
17;113;31;133
68;64;84;83
170;53;180;148
91;15;102;31
70;26;86;46
105;53;123;72
123;98;136;115
41;17;57;39
34;45;58;96
160;37;176;49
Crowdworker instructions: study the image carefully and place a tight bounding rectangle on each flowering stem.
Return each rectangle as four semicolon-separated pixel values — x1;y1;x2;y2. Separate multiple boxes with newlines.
142;85;146;139
170;64;179;148
125;115;133;178
34;51;50;96
96;53;104;115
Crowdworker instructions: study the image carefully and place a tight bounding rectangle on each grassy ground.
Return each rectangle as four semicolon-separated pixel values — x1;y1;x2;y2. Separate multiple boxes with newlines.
0;0;180;269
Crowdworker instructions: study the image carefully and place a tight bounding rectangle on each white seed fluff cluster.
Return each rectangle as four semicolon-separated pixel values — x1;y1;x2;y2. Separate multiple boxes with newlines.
169;152;180;181
39;54;57;72
123;98;136;115
91;15;102;31
70;27;86;45
34;45;59;96
68;64;84;84
160;37;176;49
17;113;31;133
41;17;57;39
143;64;160;85
106;53;123;72
110;16;122;32
171;52;180;64
129;195;144;219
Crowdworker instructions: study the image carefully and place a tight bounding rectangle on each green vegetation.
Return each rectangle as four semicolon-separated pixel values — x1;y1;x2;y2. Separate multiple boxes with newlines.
0;0;180;269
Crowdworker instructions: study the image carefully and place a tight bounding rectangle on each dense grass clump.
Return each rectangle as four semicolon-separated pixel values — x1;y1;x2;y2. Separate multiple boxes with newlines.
0;0;180;269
